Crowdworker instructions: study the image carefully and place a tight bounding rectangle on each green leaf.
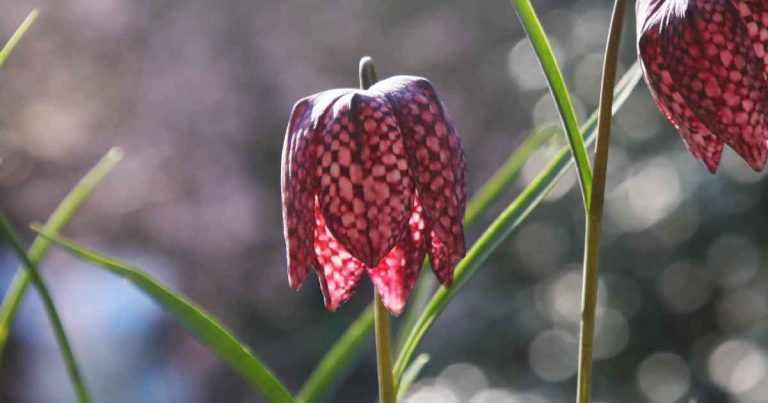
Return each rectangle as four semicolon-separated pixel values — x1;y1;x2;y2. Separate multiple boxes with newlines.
0;217;91;403
0;148;123;357
0;9;38;68
392;62;644;386
31;227;295;403
301;61;644;402
512;0;593;209
395;353;430;401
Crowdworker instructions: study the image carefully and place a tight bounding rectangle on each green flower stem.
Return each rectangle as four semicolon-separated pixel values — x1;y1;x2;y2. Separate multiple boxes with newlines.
374;293;395;403
298;62;643;402
512;0;593;209
0;217;90;403
0;148;123;358
359;56;395;403
577;1;627;402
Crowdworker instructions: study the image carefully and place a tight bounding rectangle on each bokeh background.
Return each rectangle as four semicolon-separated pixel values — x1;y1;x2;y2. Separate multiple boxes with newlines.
1;0;767;402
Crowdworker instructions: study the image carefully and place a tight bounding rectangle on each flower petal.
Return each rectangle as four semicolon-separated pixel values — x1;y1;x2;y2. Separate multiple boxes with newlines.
367;196;428;315
316;92;414;267
639;24;724;172
282;89;351;290
656;0;768;170
734;1;768;72
314;200;366;311
426;228;458;287
375;76;467;264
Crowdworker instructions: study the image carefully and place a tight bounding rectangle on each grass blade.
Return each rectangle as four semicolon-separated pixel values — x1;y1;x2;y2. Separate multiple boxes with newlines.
0;9;38;68
32;227;295;403
0;148;123;357
392;63;643;386
512;0;593;209
0;217;90;402
395;353;430;401
297;61;642;402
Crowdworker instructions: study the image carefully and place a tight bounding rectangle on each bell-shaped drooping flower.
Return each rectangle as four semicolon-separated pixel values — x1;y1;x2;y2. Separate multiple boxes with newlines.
637;0;768;173
281;76;466;315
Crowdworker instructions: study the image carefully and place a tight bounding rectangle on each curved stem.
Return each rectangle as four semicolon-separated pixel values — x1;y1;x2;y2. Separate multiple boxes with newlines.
359;56;394;403
577;0;626;402
0;217;90;403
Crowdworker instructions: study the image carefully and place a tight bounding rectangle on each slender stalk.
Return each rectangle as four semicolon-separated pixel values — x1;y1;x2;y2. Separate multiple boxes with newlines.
0;217;90;403
374;293;395;403
359;56;395;403
577;1;626;402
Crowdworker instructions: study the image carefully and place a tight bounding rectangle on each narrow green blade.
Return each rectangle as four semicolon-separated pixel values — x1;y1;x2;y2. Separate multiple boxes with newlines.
512;0;593;209
32;227;295;403
0;148;123;356
395;353;430;401
0;217;91;403
0;9;38;68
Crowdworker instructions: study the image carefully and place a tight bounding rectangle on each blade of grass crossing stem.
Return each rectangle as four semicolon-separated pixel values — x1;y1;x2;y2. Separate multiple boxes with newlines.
392;64;643;386
0;148;123;357
0;218;90;403
31;227;295;403
394;61;642;354
0;9;38;68
512;0;593;209
299;62;643;402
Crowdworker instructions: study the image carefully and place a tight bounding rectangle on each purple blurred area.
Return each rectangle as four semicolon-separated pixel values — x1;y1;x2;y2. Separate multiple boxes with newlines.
1;0;768;402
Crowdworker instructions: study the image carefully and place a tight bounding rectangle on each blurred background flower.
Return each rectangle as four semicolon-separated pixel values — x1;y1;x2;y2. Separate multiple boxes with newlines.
0;0;766;402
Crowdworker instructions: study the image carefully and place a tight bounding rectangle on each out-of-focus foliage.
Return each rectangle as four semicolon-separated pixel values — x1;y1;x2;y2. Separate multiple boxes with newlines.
1;0;767;402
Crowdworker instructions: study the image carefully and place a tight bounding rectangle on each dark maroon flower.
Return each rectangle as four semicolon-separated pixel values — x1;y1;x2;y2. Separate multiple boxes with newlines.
637;0;768;173
281;76;466;315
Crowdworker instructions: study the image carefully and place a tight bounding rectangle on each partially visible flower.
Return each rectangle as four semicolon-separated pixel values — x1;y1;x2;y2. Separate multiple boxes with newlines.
281;76;466;315
637;0;768;173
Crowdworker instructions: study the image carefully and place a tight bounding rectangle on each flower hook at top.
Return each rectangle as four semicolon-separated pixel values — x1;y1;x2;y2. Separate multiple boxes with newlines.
637;0;768;173
281;59;467;315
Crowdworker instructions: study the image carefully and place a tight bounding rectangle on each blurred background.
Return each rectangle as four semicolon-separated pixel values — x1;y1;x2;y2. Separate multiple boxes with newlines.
1;0;767;401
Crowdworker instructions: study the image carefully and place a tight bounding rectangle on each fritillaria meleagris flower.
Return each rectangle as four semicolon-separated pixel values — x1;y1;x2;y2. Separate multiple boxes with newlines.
637;0;768;173
281;76;466;315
